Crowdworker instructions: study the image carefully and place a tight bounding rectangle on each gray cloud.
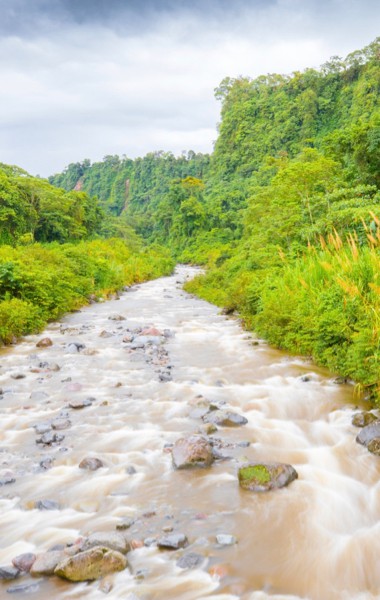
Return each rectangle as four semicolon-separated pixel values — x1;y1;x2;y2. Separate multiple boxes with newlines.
0;0;379;175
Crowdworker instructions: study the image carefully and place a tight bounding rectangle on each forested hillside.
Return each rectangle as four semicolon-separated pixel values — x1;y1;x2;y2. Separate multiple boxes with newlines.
42;38;380;401
0;164;174;344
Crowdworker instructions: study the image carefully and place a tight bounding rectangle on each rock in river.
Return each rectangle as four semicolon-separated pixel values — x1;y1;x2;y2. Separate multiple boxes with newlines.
12;553;36;573
238;462;298;492
30;551;66;576
203;409;248;427
79;457;104;471
172;435;214;469
352;411;379;428
36;337;53;348
356;422;380;455
157;533;188;550
54;547;127;582
82;532;129;554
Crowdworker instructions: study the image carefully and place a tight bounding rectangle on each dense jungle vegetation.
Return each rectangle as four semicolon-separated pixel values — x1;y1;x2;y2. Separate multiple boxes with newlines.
3;38;380;401
0;164;174;343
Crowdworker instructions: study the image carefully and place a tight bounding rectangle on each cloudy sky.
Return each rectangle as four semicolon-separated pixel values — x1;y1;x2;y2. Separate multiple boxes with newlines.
0;0;379;176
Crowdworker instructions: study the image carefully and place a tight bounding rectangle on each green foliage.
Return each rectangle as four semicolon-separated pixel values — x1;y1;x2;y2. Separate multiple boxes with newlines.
0;240;174;345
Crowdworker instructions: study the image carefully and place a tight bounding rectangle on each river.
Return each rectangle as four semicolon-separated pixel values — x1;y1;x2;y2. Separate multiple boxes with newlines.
0;265;379;600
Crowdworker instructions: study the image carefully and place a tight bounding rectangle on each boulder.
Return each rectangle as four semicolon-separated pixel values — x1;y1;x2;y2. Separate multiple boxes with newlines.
238;462;298;492
54;546;127;582
203;409;248;427
82;532;129;555
172;435;214;469
30;551;66;576
356;422;380;451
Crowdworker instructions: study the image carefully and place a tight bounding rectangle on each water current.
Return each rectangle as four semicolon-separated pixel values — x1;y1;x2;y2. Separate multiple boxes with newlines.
0;266;379;600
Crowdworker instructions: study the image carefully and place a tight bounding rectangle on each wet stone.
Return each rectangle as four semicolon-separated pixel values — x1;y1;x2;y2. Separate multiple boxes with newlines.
116;518;135;531
108;315;126;321
34;499;60;510
157;533;188;550
203;409;248;427
176;552;205;569
356;422;380;448
36;337;53;348
238;462;298;492
143;537;157;547
39;458;54;470
11;373;26;380
34;422;51;435
367;438;380;456
69;398;92;409
82;532;130;555
54;547;128;582
79;457;104;471
216;534;237;546
30;551;66;576
99;330;113;338
352;411;379;428
51;418;71;430
0;566;20;580
36;431;64;446
172;435;214;469
12;554;36;573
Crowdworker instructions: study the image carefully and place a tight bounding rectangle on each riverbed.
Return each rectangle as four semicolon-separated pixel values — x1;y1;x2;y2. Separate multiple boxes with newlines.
0;265;379;600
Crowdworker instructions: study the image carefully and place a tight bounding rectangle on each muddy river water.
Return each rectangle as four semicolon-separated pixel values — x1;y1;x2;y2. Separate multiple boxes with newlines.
0;266;379;600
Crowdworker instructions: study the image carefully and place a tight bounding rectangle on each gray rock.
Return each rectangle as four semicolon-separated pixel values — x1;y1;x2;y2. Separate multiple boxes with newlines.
356;422;380;448
116;518;135;531
54;546;127;581
82;532;130;555
0;566;20;580
108;315;126;321
34;499;60;510
99;330;113;338
172;435;214;469
51;418;71;430
12;554;36;573
203;409;248;427
157;533;188;550
34;422;51;435
216;534;237;546
238;463;298;492
36;432;64;445
79;457;104;471
143;537;157;547
69;398;92;409
176;552;204;569
30;551;66;576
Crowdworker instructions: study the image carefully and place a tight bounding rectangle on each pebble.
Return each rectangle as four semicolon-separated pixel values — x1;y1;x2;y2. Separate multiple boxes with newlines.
11;373;26;380
0;472;16;486
34;422;51;435
51;418;71;430
116;518;135;531
216;534;237;546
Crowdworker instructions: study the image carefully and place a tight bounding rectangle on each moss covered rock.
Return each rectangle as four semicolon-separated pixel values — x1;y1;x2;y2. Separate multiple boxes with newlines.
238;462;298;492
54;546;127;582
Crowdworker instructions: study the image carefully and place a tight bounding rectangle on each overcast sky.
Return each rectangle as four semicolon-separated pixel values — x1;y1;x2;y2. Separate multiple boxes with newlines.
0;0;379;176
